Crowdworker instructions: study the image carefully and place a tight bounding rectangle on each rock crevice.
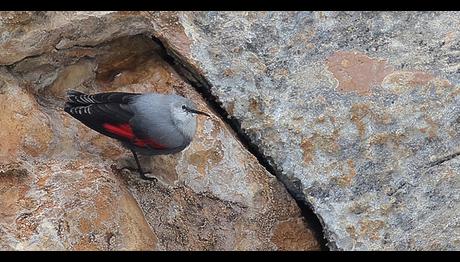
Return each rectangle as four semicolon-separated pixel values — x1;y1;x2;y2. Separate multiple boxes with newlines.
0;12;322;250
428;151;460;168
2;11;459;251
150;34;329;250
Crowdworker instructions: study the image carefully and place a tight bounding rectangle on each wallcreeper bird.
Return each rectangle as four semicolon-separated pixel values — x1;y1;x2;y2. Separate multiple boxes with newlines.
64;90;210;181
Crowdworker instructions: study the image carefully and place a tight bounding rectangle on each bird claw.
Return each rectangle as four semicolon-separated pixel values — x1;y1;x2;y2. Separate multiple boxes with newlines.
120;166;157;183
120;166;139;173
140;172;157;183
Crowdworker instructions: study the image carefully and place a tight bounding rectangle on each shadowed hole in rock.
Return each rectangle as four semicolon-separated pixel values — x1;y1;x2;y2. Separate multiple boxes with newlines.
149;35;329;250
0;164;29;178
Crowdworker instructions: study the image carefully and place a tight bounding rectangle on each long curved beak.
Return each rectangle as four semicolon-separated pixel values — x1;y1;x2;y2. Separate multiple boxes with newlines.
185;106;211;117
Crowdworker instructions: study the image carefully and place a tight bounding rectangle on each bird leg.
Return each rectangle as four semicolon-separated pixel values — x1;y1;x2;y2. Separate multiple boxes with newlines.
130;149;157;182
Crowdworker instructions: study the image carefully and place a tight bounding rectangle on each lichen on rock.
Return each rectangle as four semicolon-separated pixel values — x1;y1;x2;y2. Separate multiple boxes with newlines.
168;11;460;250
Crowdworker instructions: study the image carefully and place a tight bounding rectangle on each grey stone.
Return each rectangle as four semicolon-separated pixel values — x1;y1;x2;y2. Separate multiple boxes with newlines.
169;11;460;250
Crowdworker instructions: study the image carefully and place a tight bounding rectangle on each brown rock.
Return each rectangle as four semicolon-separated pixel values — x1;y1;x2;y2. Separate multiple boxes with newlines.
0;161;158;250
0;74;52;162
0;13;320;250
271;218;320;251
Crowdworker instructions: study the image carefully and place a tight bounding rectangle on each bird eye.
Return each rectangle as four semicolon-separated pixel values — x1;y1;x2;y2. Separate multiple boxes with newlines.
182;105;187;110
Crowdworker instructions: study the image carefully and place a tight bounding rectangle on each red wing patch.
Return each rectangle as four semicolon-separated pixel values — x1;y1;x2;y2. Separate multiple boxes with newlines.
103;123;167;150
132;138;167;149
103;123;134;140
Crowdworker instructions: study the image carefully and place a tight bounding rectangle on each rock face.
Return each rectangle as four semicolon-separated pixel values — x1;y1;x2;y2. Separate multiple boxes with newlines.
3;11;458;251
0;12;320;250
162;11;460;250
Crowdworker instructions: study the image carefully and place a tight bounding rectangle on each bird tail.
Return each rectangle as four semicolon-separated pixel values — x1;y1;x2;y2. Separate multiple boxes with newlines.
65;90;98;106
64;89;143;114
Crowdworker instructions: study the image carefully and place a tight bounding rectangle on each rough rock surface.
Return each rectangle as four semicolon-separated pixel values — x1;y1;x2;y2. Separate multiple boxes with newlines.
4;10;458;251
156;12;460;250
0;12;320;250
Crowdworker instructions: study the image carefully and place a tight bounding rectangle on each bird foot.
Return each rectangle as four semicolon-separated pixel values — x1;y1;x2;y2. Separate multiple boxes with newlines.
120;166;157;183
120;166;139;173
140;172;158;183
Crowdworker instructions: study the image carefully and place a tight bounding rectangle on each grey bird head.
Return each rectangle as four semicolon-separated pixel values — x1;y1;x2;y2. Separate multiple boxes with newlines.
169;95;210;140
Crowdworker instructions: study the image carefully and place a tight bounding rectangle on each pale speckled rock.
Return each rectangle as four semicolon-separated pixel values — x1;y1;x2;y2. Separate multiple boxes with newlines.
0;14;320;250
154;11;460;250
